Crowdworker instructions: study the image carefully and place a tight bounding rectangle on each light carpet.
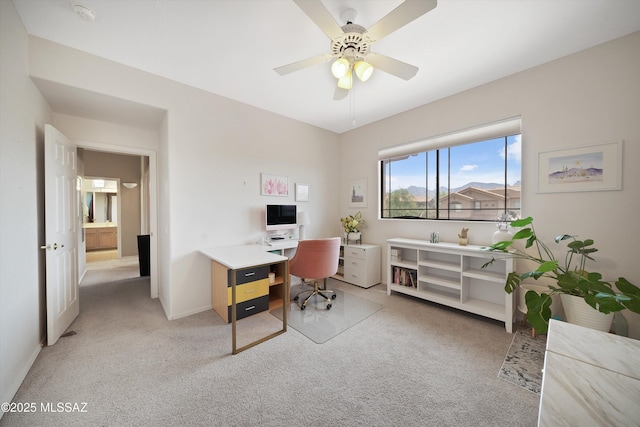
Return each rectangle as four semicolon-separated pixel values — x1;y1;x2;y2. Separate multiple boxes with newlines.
498;327;546;394
271;288;383;344
2;278;541;426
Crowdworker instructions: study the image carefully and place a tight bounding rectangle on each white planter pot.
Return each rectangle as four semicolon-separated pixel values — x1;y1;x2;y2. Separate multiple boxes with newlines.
347;232;361;243
560;293;614;332
492;229;513;244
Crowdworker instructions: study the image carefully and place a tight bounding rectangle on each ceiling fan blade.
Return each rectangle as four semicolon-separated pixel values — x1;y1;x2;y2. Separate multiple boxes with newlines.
274;54;333;76
333;86;348;101
367;53;419;80
293;0;344;40
365;0;437;43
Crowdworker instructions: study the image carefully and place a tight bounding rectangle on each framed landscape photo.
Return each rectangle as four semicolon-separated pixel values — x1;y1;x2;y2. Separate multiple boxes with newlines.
537;141;622;193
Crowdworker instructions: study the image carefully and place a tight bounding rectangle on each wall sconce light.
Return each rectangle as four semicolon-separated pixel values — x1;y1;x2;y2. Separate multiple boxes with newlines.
122;182;138;189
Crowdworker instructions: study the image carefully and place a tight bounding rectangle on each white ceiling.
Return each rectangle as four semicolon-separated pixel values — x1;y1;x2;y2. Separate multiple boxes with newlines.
12;0;640;134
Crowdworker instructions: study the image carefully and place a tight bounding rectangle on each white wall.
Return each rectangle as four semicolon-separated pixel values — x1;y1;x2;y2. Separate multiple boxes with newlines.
339;31;640;338
0;0;52;411
27;36;341;320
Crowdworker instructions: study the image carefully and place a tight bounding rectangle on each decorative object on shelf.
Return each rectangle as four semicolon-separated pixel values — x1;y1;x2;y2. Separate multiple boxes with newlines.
341;211;365;244
341;211;364;233
492;210;518;244
349;179;367;208
537;140;622;193
429;231;439;244
458;228;468;246
295;183;309;202
346;232;361;244
261;173;288;196
483;216;640;334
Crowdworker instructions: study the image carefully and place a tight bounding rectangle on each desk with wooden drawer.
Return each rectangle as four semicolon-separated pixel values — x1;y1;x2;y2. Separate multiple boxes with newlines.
200;245;289;354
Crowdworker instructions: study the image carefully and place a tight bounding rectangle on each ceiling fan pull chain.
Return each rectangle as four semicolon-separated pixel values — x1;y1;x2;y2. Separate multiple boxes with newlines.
350;85;356;127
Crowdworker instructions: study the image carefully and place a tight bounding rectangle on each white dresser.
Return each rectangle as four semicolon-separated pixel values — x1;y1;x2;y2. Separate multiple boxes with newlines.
335;243;381;288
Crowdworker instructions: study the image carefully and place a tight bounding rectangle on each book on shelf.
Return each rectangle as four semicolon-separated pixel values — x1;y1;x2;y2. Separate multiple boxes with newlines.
393;266;417;288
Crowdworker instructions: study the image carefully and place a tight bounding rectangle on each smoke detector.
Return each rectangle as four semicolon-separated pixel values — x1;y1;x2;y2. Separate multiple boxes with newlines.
72;3;96;22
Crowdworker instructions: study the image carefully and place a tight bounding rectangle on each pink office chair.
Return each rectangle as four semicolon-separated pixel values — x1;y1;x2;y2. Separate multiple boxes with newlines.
289;237;341;310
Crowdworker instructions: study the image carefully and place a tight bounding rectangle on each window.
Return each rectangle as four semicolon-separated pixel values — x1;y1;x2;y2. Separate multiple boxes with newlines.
379;118;521;222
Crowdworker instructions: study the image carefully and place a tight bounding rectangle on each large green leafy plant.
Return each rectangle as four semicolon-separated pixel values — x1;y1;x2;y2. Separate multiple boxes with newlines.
483;216;640;334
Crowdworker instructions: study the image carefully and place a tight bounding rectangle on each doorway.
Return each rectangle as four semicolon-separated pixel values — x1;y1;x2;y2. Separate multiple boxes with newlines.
77;143;158;299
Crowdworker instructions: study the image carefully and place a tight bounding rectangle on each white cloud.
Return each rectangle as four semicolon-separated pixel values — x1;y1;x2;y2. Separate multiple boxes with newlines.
460;164;478;172
499;134;521;163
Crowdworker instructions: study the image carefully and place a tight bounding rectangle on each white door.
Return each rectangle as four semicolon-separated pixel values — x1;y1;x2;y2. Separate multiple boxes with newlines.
44;124;79;346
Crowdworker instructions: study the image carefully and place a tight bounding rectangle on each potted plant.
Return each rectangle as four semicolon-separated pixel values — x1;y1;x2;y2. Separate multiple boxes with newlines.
492;210;518;243
483;216;640;334
340;211;365;242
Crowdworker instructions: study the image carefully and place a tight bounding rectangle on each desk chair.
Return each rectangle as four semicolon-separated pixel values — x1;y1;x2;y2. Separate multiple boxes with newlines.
289;237;341;310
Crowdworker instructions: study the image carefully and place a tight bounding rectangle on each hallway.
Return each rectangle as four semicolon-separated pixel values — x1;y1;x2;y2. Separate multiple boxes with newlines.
81;252;141;287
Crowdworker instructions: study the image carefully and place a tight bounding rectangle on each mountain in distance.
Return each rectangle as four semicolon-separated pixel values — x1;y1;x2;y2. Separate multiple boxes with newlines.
548;167;602;179
406;182;520;198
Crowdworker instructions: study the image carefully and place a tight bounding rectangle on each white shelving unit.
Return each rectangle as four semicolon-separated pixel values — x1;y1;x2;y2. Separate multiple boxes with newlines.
387;238;515;332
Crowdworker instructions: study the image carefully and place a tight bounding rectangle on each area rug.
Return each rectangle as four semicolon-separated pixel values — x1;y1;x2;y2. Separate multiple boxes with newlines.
270;289;383;344
498;327;547;394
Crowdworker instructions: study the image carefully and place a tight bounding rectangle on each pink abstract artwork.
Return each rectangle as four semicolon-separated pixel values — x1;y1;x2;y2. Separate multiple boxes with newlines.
261;174;288;196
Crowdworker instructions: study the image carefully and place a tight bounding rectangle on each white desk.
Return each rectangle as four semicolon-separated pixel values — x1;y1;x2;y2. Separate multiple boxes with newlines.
538;319;640;426
200;244;293;354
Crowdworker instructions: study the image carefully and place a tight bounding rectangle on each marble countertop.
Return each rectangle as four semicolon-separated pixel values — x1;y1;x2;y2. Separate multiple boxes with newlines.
538;319;640;426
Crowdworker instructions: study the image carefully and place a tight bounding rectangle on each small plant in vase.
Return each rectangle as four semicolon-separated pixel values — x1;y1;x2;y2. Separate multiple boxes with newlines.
458;228;469;246
340;211;365;243
483;216;640;334
492;210;519;244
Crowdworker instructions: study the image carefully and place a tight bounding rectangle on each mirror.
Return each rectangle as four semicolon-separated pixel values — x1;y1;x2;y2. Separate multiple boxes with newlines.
83;179;118;224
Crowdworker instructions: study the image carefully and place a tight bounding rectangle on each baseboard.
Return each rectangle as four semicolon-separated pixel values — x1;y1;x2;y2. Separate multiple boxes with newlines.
0;344;41;420
170;304;212;320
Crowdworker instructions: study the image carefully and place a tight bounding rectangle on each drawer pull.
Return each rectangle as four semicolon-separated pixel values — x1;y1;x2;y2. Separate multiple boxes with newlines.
244;272;255;277
245;305;256;311
245;289;256;294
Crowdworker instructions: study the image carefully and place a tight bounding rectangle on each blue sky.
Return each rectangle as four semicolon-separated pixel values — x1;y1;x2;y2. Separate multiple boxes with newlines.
389;135;521;190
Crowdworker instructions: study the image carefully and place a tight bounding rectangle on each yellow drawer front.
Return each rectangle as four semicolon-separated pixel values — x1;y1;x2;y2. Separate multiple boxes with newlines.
227;278;270;305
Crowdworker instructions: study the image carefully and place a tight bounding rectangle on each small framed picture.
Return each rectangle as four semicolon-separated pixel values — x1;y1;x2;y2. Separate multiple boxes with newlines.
295;183;309;202
261;173;288;196
349;179;367;208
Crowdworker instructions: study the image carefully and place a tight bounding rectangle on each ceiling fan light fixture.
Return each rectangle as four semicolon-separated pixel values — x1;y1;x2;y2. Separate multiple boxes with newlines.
354;60;373;82
331;58;350;79
337;70;353;90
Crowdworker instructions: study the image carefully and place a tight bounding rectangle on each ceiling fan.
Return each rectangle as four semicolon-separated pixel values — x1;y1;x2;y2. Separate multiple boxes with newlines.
274;0;438;100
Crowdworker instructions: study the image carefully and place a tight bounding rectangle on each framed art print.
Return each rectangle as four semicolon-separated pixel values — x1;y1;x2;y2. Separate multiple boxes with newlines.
349;179;367;208
295;183;309;202
261;173;288;196
538;141;622;193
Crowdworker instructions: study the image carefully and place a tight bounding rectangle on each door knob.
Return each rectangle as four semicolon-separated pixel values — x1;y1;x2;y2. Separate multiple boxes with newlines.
40;243;63;250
